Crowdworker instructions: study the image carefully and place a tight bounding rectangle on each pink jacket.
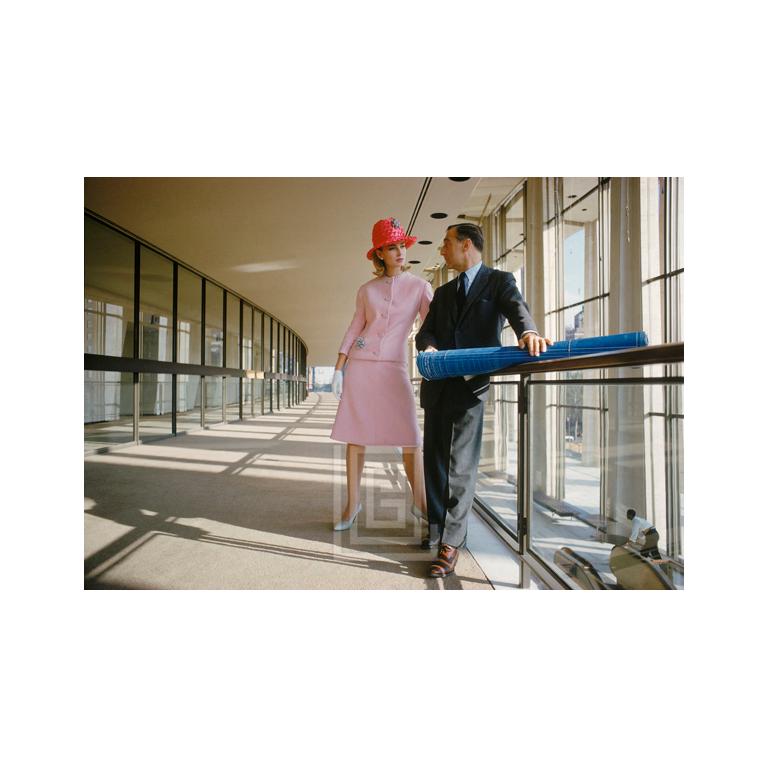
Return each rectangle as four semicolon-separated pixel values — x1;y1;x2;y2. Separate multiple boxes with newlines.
339;272;433;363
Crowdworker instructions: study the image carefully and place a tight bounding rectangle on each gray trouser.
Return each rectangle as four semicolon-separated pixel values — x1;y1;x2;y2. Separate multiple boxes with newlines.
641;528;661;559
423;398;484;548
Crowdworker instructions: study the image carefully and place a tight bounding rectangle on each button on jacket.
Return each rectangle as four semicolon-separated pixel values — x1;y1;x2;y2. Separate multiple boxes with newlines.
339;272;433;363
415;264;538;408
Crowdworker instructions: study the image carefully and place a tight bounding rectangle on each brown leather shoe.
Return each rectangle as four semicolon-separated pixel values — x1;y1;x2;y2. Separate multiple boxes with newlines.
430;544;459;577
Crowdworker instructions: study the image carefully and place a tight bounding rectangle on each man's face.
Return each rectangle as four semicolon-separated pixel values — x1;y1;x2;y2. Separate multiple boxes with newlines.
440;227;465;270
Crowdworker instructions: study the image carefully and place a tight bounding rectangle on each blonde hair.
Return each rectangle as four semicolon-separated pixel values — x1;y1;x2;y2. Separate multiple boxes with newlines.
371;249;413;277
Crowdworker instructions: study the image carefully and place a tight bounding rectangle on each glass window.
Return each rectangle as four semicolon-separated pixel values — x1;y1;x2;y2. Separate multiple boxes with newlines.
84;216;135;358
205;283;224;366
139;372;173;440
563;187;600;309
503;190;525;274
242;306;253;371
84;371;134;451
204;376;223;425
253;310;263;372
139;247;173;362
226;293;240;369
562;177;599;208
225;377;240;422
177;267;202;365
476;381;520;532
253;379;264;416
529;381;683;590
177;374;202;432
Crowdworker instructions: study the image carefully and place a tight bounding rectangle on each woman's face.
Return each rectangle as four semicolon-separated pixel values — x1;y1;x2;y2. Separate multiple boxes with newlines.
378;241;407;273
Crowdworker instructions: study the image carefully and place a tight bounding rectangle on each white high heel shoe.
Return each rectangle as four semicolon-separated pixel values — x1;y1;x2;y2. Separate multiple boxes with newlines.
333;503;362;531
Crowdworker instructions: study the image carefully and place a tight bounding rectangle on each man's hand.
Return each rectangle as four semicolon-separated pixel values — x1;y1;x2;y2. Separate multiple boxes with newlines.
518;332;553;357
423;346;438;353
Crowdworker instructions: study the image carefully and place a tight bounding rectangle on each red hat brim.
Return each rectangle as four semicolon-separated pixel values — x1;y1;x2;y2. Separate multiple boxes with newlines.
366;235;419;260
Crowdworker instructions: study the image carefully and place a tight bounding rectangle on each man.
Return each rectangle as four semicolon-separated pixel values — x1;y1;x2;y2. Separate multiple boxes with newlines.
626;508;662;560
415;223;551;578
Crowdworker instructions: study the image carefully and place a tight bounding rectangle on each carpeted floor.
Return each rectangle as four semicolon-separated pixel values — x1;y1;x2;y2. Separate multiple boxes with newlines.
84;394;493;590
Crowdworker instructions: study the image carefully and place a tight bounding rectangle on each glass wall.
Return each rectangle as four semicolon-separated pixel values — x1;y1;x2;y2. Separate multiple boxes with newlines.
84;372;134;451
177;374;202;431
205;283;224;367
84;216;136;450
178;267;202;365
139;247;173;362
84;213;307;451
242;306;253;415
225;377;240;422
530;380;684;590
226;293;240;369
253;310;264;415
477;184;526;515
139;372;173;440
85;216;134;359
449;178;684;588
204;376;223;426
264;316;273;412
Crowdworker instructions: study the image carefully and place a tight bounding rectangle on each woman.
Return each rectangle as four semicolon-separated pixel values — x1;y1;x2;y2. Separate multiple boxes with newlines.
330;217;433;531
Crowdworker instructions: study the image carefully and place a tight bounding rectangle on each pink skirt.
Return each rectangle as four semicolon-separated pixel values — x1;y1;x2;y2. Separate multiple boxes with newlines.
330;359;421;447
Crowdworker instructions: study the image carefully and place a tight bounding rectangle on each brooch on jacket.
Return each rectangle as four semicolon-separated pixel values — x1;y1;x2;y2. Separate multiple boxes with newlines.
355;336;366;349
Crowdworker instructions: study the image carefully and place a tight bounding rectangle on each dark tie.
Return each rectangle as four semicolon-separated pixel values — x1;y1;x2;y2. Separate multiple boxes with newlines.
456;272;468;315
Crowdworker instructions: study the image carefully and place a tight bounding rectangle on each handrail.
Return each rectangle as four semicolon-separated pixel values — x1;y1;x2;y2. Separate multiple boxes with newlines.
410;342;683;383
493;342;683;376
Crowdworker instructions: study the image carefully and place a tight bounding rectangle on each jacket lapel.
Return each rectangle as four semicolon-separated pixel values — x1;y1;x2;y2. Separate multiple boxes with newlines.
457;264;491;325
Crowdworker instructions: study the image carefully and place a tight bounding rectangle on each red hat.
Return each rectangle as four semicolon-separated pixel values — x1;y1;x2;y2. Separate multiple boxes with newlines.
366;217;418;260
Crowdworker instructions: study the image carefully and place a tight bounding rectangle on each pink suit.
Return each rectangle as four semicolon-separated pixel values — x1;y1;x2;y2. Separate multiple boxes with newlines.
331;271;433;446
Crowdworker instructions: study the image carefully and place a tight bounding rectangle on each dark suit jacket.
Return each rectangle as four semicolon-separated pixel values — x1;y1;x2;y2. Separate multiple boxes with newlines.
415;264;538;409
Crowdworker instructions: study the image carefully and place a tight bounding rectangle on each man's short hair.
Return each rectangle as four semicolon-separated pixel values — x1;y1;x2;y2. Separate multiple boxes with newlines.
449;222;484;253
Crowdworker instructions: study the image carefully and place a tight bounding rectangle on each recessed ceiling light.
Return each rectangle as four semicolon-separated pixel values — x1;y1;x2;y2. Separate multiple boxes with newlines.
408;260;421;264
418;240;432;245
449;177;470;182
430;212;448;219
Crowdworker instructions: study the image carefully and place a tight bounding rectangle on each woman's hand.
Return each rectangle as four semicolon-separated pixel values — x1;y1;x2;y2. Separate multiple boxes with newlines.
332;370;343;400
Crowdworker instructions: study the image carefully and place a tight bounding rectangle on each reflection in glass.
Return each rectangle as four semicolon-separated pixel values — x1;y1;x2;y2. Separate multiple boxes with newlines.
562;177;599;207
204;376;223;425
253;380;264;415
476;382;520;532
177;375;202;431
640;178;664;278
254;310;263;372
139;372;173;440
528;381;683;590
563;188;599;308
205;283;224;366
242;307;253;371
178;268;202;365
84;371;134;451
503;191;525;274
225;377;240;422
84;216;134;358
139;247;173;362
226;293;240;369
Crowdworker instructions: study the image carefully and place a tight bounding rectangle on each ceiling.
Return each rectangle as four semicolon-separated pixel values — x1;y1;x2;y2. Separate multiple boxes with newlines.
84;177;525;364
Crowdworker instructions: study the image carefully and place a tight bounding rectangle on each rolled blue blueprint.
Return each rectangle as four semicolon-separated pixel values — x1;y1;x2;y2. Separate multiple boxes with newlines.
417;332;649;380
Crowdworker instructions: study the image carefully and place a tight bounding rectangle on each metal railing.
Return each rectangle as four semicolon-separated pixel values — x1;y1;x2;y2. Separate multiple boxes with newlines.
415;342;684;589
